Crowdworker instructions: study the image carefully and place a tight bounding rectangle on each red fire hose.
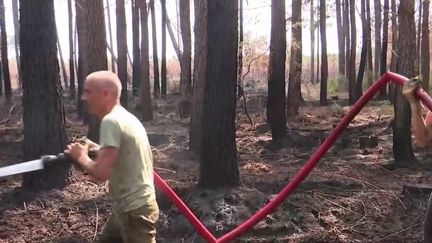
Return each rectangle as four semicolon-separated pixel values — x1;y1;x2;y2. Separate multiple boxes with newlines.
153;72;432;243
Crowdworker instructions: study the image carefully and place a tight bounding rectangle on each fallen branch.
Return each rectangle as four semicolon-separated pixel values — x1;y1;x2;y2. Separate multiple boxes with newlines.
92;199;99;241
378;223;421;242
1;104;16;124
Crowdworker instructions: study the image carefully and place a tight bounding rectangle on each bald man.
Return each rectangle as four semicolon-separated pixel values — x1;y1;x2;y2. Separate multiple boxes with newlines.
65;71;159;243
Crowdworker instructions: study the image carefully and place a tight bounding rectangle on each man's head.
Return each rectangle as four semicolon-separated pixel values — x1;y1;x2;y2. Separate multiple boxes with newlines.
81;71;122;117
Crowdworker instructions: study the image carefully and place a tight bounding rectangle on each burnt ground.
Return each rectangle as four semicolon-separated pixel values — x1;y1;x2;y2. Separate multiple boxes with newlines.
1;87;432;243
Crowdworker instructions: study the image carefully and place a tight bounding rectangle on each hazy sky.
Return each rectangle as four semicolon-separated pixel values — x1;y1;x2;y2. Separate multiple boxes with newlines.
2;0;347;60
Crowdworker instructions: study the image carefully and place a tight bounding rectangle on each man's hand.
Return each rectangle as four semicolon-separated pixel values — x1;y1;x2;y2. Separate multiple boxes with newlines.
402;76;422;106
64;142;90;165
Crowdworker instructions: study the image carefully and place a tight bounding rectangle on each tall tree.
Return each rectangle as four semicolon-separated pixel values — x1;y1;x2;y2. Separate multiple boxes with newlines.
319;0;328;106
132;0;141;96
199;0;239;189
12;0;21;87
149;0;160;99
380;0;390;77
0;0;11;100
389;0;398;102
310;0;315;84
421;0;430;92
161;0;167;97
76;0;87;118
366;0;373;85
356;0;367;100
287;0;302;118
179;0;192;95
116;0;128;107
393;0;415;162
267;0;287;140
140;0;153;120
190;0;207;154
20;0;69;191
77;0;108;142
344;0;351;89
56;24;68;89
348;0;356;104
237;0;244;97
336;0;345;76
417;0;422;66
106;0;116;72
68;0;75;97
374;0;382;79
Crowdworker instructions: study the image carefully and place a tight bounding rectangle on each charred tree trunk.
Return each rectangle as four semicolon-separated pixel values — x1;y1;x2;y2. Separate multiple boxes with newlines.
199;0;239;189
20;0;70;191
56;24;68;90
310;0;315;84
356;0;367;101
140;0;153;120
417;0;422;67
68;0;75;98
336;0;345;75
106;0;116;72
75;0;87;118
132;0;141;96
179;0;192;95
319;0;328;106
150;0;160;99
374;0;382;79
0;0;11;100
389;0;398;102
348;0;356;105
393;0;415;162
237;0;244;97
12;0;21;87
421;0;430;92
366;0;373;86
267;0;287;140
287;0;302;118
116;0;128;107
378;0;390;98
161;0;167;97
344;0;350;90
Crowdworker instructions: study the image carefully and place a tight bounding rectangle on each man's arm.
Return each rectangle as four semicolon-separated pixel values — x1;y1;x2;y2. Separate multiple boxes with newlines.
65;143;119;182
411;104;432;147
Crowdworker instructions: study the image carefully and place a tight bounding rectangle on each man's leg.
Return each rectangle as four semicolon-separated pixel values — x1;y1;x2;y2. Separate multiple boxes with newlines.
97;214;123;243
120;201;159;243
425;193;432;243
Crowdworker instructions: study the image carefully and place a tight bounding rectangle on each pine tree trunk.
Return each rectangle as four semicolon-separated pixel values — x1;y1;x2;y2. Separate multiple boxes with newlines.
132;0;141;96
389;0;398;102
75;0;87;119
348;0;356;105
336;0;345;75
68;0;75;98
20;0;70;191
12;0;21;87
140;0;153;120
0;0;11;100
310;0;315;84
56;24;68;90
393;0;415;162
344;0;350;89
417;0;422;68
267;0;287;140
378;0;389;98
161;0;167;97
356;0;367;101
179;0;192;95
374;0;382;79
190;0;207;154
366;0;373;86
421;0;430;92
237;0;244;96
116;0;128;107
319;0;328;106
150;0;160;99
106;0;116;72
199;0;239;189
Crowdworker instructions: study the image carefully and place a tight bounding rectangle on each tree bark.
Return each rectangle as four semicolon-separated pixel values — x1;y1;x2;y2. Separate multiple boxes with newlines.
417;0;422;68
237;0;244;97
366;0;373;86
356;0;367;101
68;0;75;98
267;0;287;140
75;0;87;118
344;0;350;89
287;0;302;118
161;0;167;97
20;0;69;191
421;0;430;92
199;0;239;189
389;0;398;102
393;0;415;162
374;0;382;79
116;0;128;107
190;0;207;154
150;0;160;99
348;0;356;105
0;0;11;100
319;0;328;106
310;0;315;84
12;0;21;87
106;0;116;72
132;0;141;96
140;0;153;120
179;0;192;95
336;0;345;75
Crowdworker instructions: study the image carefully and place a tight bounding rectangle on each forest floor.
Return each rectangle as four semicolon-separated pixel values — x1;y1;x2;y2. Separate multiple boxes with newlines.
1;85;432;243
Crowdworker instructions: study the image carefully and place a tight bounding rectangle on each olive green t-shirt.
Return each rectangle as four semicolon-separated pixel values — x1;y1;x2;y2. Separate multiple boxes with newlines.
99;105;155;213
